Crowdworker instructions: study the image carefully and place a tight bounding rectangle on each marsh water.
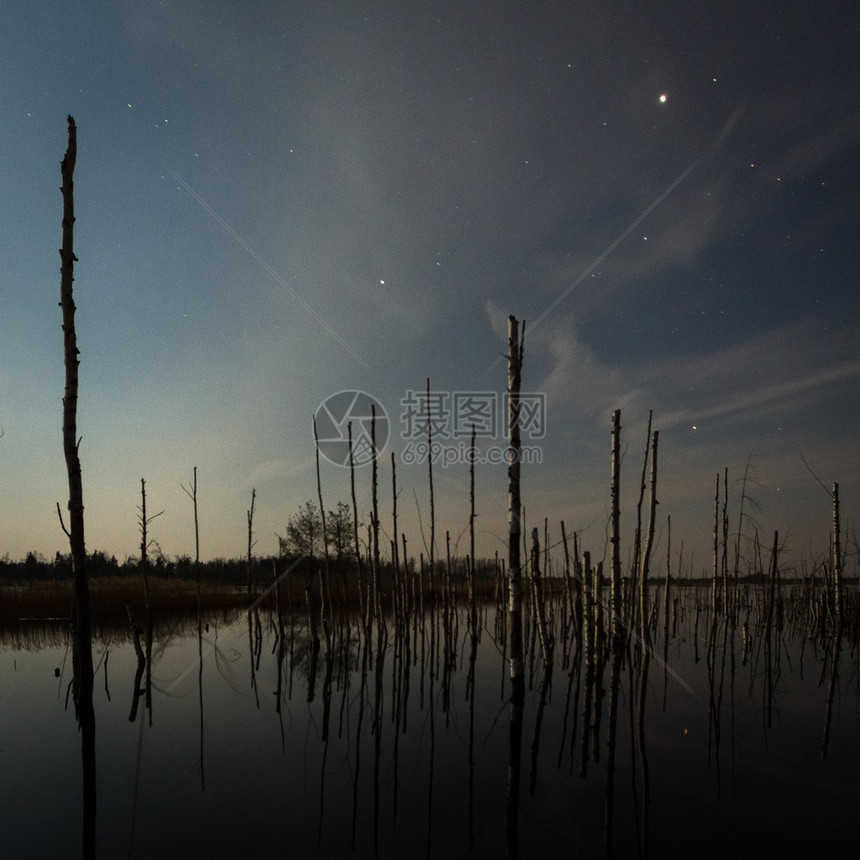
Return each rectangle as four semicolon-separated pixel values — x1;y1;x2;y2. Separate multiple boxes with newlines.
1;586;858;859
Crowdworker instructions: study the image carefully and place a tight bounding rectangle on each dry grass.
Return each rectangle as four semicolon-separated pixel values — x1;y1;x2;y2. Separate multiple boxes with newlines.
0;576;251;623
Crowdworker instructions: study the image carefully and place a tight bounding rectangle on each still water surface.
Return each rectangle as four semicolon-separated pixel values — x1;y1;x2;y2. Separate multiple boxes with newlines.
1;593;858;858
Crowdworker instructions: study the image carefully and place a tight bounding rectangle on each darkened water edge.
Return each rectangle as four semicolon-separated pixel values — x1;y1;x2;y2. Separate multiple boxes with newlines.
1;593;858;859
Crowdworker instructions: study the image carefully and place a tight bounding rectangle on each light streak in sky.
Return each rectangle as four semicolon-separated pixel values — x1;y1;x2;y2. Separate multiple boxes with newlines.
483;155;702;377
166;167;377;378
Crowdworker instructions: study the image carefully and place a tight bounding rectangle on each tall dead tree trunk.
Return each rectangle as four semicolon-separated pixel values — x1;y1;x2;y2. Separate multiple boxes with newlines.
507;316;525;704
640;430;659;651
60;115;94;700
247;486;257;593
313;418;332;653
426;377;436;593
138;479;155;613
530;527;553;668
609;409;623;649
60;114;96;857
832;482;844;631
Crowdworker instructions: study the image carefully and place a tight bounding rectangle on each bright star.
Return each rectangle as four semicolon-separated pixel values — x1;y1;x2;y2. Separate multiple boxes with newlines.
659;94;667;103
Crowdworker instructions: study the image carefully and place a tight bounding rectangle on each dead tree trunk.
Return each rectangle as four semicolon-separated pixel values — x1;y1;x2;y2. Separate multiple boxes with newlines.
247;487;256;594
832;482;844;632
507;316;525;704
426;377;437;593
640;430;659;651
60;115;94;702
530;527;553;668
313;418;332;653
59;114;96;858
609;409;623;649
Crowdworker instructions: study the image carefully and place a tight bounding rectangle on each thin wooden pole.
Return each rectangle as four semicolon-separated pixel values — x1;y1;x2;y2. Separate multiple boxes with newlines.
59;114;94;697
832;483;843;631
507;316;525;704
610;409;623;649
59;115;95;857
640;430;659;650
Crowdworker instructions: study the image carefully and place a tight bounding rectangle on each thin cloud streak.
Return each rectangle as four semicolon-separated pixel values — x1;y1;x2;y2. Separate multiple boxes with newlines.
536;316;858;437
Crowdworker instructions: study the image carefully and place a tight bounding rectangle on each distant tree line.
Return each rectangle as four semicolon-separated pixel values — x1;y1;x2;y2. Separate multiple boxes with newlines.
0;499;503;589
0;549;277;586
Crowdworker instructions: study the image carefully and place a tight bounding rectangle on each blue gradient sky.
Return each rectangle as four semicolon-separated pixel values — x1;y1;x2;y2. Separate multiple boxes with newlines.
2;1;858;571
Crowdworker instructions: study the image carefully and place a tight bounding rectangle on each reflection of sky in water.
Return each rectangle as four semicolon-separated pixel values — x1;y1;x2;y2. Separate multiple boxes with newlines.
1;600;858;858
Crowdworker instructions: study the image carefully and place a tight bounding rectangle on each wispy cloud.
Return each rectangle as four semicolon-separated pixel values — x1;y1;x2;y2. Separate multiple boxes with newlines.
534;315;859;439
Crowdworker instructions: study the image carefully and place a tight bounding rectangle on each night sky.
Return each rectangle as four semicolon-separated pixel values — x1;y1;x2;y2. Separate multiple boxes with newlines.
2;1;858;570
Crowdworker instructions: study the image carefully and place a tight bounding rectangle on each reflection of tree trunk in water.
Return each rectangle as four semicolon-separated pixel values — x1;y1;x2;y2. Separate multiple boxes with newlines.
196;608;206;792
391;627;403;826
425;620;437;859
126;604;146;724
706;618;718;772
273;563;286;749
307;624;319;705
603;648;624;857
306;569;320;703
350;633;369;851
636;650;651;860
127;658;145;723
401;609;412;736
373;634;385;857
467;615;478;849
283;567;294;700
821;630;843;758
144;611;153;725
316;655;334;842
506;690;524;860
254;608;263;672
603;647;624;859
102;651;111;702
693;600;701;664
127;690;145;858
442;602;454;729
706;612;731;798
248;610;260;708
661;617;669;713
391;611;401;727
307;558;321;656
556;639;581;770
528;664;552;795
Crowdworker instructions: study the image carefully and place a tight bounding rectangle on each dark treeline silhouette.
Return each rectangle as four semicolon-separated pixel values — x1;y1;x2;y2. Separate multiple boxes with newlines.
0;550;507;586
0;550;261;585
